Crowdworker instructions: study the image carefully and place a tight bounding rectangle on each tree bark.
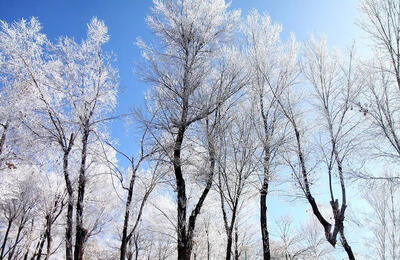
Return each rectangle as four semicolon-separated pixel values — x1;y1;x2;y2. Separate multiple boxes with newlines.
74;127;90;260
120;168;137;260
174;126;189;260
234;225;239;260
63;150;74;260
260;178;270;260
225;231;233;260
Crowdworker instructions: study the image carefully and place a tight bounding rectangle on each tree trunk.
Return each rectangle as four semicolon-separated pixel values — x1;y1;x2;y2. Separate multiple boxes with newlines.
174;126;190;260
63;150;74;260
340;229;355;260
134;236;139;260
120;165;137;260
34;233;46;260
45;216;52;260
234;226;239;260
225;231;233;260
259;92;272;260
74;127;90;260
260;178;271;260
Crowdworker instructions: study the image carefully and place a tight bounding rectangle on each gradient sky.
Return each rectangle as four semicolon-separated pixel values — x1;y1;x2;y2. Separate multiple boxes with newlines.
0;0;363;153
0;1;365;258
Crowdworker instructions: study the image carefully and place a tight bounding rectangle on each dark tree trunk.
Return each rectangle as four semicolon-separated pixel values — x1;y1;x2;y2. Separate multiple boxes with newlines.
63;150;74;260
134;236;139;260
234;226;239;260
225;231;233;260
34;233;46;260
45;216;52;260
224;206;238;260
260;178;270;260
259;92;272;260
175;120;216;260
74;127;90;260
293;128;334;244
120;170;136;260
340;220;355;260
174;126;189;260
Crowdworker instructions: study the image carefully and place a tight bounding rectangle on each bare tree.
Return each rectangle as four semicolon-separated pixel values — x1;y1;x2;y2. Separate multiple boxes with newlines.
357;0;400;178
277;37;361;259
216;107;259;260
361;178;400;260
0;178;37;260
138;1;244;259
242;11;293;259
100;126;162;260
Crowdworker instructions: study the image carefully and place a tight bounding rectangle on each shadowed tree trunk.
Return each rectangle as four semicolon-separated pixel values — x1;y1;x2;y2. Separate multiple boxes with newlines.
63;140;74;260
74;126;90;260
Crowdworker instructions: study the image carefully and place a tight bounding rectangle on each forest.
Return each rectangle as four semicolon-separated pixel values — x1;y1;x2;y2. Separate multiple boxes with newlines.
0;0;399;259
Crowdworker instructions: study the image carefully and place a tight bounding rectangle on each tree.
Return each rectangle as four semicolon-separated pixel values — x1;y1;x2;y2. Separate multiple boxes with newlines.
278;37;361;259
0;17;79;260
361;178;400;260
54;18;118;260
101;128;163;260
242;10;292;260
356;0;400;181
216;106;259;260
139;0;243;259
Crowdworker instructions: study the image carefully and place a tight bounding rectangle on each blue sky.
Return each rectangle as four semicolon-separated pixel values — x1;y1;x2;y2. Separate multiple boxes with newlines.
0;0;363;153
0;0;365;257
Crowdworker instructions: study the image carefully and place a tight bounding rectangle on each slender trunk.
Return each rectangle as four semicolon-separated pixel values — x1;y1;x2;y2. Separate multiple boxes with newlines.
339;229;355;260
120;170;136;260
234;225;239;260
259;92;272;260
186;139;215;260
63;150;74;260
225;231;233;260
260;178;270;260
134;236;139;260
174;126;189;260
1;220;13;258
293;128;333;244
74;127;90;260
34;232;46;260
45;217;52;260
225;205;238;260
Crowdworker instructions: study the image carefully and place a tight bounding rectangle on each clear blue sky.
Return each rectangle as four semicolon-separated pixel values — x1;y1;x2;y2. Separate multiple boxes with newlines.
0;1;363;257
0;0;362;152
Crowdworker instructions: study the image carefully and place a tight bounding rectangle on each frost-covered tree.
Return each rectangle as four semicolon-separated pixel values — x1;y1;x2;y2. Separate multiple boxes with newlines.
0;16;118;260
242;10;294;260
138;0;244;259
55;18;118;260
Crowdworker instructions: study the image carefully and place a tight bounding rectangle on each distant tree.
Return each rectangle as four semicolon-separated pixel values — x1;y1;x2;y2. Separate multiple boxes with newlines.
361;179;400;260
356;0;400;181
